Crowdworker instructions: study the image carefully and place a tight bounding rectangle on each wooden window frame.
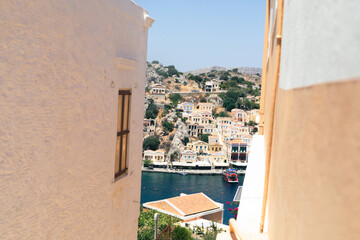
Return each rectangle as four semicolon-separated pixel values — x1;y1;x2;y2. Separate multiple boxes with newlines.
115;89;131;179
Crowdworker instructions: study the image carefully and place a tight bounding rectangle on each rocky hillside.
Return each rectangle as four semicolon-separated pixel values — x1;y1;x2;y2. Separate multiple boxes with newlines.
145;61;262;91
186;66;262;75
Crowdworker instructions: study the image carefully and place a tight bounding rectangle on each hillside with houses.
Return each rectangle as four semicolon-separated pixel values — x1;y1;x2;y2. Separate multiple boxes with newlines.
143;61;261;171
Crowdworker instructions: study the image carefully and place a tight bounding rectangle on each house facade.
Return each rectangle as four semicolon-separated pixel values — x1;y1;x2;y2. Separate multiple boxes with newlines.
150;84;166;100
143;150;166;163
0;1;153;239
198;102;215;112
178;102;195;114
225;139;247;162
205;81;220;92
231;109;249;123
181;150;197;163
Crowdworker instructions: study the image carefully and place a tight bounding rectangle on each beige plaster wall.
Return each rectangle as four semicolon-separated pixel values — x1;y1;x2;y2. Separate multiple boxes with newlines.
263;1;360;239
0;0;152;239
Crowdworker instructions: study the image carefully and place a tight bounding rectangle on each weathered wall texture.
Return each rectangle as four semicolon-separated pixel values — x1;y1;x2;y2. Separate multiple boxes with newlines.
201;211;223;224
0;0;152;239
264;1;360;240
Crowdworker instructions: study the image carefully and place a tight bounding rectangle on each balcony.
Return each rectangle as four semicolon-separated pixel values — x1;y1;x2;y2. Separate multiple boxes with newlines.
217;135;267;240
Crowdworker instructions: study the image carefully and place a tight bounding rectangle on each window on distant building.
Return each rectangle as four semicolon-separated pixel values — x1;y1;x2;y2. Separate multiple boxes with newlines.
115;89;131;179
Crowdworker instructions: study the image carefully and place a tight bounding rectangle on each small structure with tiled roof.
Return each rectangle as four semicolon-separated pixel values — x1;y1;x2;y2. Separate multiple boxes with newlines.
143;193;224;223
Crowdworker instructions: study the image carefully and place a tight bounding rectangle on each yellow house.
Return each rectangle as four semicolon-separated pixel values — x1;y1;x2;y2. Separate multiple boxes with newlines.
187;140;209;153
197;102;215;112
210;152;227;165
209;142;223;153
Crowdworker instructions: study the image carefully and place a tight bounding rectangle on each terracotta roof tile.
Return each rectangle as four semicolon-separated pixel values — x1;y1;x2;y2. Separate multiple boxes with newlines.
146;201;182;216
167;193;219;216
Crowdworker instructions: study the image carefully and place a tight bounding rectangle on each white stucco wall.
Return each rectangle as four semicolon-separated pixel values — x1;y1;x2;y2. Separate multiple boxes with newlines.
279;0;360;90
0;0;152;239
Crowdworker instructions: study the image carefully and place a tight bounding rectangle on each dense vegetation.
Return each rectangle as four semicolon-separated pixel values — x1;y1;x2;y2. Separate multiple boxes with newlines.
137;208;182;240
169;93;182;106
143;136;160;150
220;88;259;111
145;99;159;119
162;121;174;133
200;134;209;143
214;111;230;118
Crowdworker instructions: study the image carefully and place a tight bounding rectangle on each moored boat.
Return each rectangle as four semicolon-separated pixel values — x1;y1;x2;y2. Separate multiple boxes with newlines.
223;169;238;183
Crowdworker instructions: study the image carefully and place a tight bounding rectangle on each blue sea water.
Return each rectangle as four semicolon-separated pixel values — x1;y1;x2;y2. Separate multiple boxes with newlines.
140;172;244;225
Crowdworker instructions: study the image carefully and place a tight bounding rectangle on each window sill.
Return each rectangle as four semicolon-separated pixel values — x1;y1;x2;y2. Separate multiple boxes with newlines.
114;168;128;182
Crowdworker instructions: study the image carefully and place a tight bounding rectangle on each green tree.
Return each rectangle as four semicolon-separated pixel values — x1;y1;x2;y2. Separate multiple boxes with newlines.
170;151;179;162
237;99;259;110
162;121;174;132
151;60;159;64
145;99;159;119
156;69;168;78
223;98;236;111
182;137;189;145
143;136;160;150
220;73;229;80
166;65;180;77
200;134;209;143
247;120;256;127
169;93;182;106
251;127;258;134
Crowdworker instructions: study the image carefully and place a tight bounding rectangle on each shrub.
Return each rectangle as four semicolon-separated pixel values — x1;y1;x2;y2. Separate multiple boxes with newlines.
172;225;193;240
162;121;174;132
137;209;180;240
143;159;153;167
215;111;229;118
199;97;207;103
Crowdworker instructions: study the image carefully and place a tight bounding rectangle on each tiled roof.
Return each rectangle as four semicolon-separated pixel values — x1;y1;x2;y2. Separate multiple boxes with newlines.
167;193;219;216
226;139;246;145
210;143;222;146
146;201;182;216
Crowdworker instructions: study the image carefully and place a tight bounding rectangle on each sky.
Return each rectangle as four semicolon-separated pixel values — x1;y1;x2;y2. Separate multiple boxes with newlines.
135;0;266;72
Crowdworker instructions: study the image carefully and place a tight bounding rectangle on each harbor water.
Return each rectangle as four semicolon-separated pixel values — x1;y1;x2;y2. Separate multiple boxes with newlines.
140;171;245;225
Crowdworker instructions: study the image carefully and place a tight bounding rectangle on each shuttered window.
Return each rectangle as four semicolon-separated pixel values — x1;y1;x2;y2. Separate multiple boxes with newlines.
115;90;131;179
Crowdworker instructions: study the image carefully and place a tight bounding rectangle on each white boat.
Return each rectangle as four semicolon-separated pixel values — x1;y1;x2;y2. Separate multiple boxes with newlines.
179;171;187;176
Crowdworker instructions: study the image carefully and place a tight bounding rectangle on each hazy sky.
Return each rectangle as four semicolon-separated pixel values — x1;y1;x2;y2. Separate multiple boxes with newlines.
135;0;266;72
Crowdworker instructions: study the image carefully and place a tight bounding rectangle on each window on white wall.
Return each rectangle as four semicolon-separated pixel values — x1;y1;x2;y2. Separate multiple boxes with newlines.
115;89;131;179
